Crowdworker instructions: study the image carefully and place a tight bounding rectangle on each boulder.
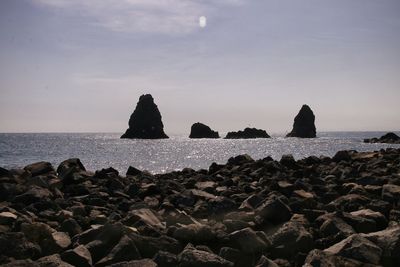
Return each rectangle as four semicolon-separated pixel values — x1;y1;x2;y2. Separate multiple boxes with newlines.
189;123;219;138
286;104;316;138
96;235;141;267
0;232;41;261
173;223;215;244
61;245;92;267
304;249;373;267
364;132;400;144
121;94;168;139
324;234;382;264
24;161;55;176
106;259;157;267
255;197;292;225
35;254;74;267
225;128;270;139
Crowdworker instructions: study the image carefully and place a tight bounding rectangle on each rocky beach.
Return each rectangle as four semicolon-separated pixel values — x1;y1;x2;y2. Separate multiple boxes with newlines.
1;148;400;267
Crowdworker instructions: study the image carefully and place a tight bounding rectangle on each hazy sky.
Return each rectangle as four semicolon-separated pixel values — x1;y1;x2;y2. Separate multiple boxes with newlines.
1;0;399;134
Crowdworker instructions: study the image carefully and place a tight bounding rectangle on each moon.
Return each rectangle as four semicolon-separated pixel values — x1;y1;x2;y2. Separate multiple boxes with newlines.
199;16;207;28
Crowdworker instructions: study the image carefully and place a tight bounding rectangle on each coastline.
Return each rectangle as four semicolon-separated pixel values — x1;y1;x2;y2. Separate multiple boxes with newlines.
1;148;400;266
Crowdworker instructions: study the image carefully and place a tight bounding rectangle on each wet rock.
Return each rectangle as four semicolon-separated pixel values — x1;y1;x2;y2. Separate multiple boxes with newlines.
225;128;270;139
61;245;92;267
189;123;219;138
286;105;316;138
178;244;234;267
121;94;168;139
324;234;382;264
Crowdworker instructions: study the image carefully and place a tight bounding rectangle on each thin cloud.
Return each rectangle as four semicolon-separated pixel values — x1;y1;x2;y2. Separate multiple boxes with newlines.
31;0;244;34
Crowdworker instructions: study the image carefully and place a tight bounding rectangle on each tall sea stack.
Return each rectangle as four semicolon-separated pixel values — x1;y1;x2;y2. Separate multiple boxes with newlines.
286;105;316;138
121;94;169;139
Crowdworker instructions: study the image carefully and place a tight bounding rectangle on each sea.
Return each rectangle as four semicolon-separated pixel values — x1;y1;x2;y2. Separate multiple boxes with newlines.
0;132;399;174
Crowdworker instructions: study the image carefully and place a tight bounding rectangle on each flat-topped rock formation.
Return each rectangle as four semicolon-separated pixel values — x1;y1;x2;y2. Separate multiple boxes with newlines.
225;127;270;139
189;122;219;139
286;105;316;138
121;94;168;139
2;148;400;266
364;132;400;144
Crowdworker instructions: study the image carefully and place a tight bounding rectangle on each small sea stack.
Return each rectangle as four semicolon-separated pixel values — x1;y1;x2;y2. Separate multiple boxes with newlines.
286;105;316;138
189;123;219;138
364;132;400;144
225;128;270;139
121;94;169;139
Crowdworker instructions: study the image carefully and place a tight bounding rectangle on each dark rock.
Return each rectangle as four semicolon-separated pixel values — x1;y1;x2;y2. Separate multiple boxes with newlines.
324;234;382;264
255;256;279;267
0;232;41;261
286;104;316;138
0;211;18;225
35;254;74;267
121;94;168;139
178;244;234;267
96;235;141;267
24;161;55;176
106;259;157;267
227;227;270;254
364;132;400;144
126;166;142;176
0;166;11;177
57;158;86;177
61;245;92;267
128;233;182;258
225;128;270;139
189;123;219;138
153;251;178;267
304;249;372;267
14;186;53;204
255;197;292;225
173;223;215;244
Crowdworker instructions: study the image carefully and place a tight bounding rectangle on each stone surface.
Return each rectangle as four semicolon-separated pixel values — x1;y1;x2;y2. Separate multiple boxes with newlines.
286;104;316;138
364;132;400;144
121;94;168;139
189;122;219;138
225;128;270;139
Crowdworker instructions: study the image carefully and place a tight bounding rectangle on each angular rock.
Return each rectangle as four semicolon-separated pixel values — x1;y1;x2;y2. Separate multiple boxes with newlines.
189;123;219;138
178;244;233;267
107;259;157;267
153;250;178;267
255;197;292;225
61;245;92;267
324;234;382;264
225;128;270;139
35;254;74;267
121;94;168;139
24;161;54;176
227;227;270;254
304;249;372;267
173;223;215;244
96;235;141;267
286;104;316;138
0;232;41;261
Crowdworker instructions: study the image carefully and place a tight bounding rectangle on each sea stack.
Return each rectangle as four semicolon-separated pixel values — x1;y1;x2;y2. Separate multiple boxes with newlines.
286;105;316;138
121;94;168;139
225;128;270;139
189;123;219;138
364;132;400;144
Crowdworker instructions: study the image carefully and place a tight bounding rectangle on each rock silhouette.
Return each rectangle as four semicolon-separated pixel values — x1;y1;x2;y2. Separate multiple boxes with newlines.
121;94;168;139
364;132;400;144
225;128;270;139
189;123;219;139
286;105;316;138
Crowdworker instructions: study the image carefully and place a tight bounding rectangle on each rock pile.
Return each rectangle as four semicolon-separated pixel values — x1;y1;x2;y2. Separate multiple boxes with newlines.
189;123;219;139
1;148;400;266
121;94;168;139
225;128;270;139
364;132;400;144
286;105;316;138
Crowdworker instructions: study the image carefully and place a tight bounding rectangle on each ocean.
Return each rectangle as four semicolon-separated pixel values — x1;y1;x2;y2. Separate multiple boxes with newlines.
1;132;399;174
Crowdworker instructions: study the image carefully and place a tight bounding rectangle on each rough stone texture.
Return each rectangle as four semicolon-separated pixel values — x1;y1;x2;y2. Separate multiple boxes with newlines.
121;94;168;139
225;128;270;139
286;104;316;138
178;244;234;267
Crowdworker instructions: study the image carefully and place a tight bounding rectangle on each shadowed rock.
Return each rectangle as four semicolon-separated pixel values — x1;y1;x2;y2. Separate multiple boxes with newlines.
121;94;168;139
364;132;400;144
225;128;270;139
286;105;316;138
189;123;219;139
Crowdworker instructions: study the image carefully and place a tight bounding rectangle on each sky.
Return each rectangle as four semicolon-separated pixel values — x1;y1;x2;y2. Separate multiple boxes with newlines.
0;0;399;134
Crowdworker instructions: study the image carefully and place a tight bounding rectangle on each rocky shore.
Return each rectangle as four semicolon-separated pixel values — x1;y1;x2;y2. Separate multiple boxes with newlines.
1;148;400;266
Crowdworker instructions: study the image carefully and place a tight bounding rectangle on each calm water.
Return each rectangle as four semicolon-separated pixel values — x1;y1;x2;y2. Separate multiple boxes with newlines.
0;132;399;174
